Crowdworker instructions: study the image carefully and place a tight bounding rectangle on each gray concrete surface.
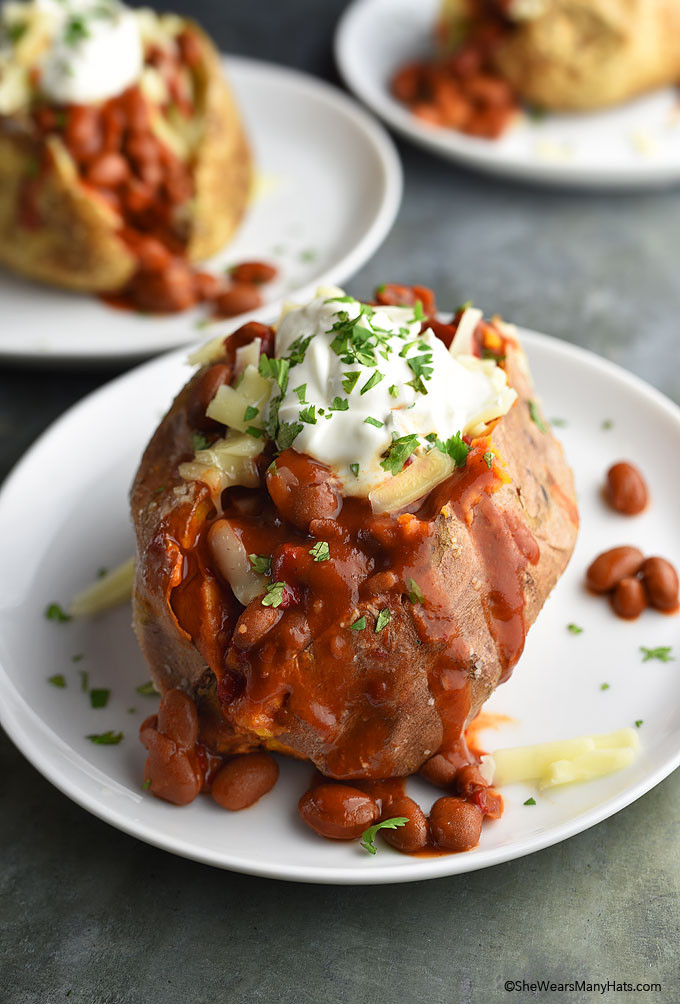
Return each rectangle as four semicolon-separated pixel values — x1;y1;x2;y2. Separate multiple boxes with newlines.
1;2;679;1002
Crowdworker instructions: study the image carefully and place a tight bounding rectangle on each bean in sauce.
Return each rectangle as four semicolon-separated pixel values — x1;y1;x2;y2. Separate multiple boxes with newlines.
298;784;380;840
605;462;648;516
211;753;279;811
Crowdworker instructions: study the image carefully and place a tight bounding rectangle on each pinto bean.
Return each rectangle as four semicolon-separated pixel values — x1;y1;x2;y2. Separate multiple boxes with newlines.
640;557;679;612
585;546;644;594
298;784;379;840
213;284;263;318
128;260;197;313
266;450;342;531
211;753;279;811
229;262;278;285
419;754;457;789
605;462;648;516
233;599;282;650
84;152;129;188
374;283;436;316
64;105;101;161
133;236;173;273
194;271;225;302
463;73;515;107
122;86;151;134
611;577;646;620
380;796;428;853
157;688;199;747
429;797;483;852
121;178;154;214
139;708;203;806
391;64;424;103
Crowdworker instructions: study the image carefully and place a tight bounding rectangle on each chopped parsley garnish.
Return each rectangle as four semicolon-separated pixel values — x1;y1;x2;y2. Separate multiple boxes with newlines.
262;581;287;608
248;554;272;576
48;674;66;688
87;731;123;745
243;405;259;422
360;817;409;855
360;371;384;395
142;778;151;790
276;421;303;450
192;432;211;452
293;384;307;404
90;689;110;709
388;384;399;398
6;21;27;44
349;463;360;478
259;354;289;393
457;299;474;313
299;249;317;263
64;15;90;46
299;405;317;425
375;608;391;633
640;646;674;663
135;681;157;697
436;433;470;468
411;300;426;322
602;419;614;431
309;541;330;562
550;417;568;428
268;460;278;475
380;434;419;475
375;284;386;295
406;578;424;604
245;426;265;438
329;396;349;412
350;616;366;631
523;797;536;806
600;683;610;691
635;720;643;728
528;400;547;433
406;351;433;394
97;567;108;579
483;451;494;469
287;334;314;367
45;603;71;623
72;653;84;662
364;416;383;429
342;372;361;394
79;670;89;692
567;623;583;635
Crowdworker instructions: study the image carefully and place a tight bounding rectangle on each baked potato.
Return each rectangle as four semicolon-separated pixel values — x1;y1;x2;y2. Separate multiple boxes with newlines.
130;285;578;805
0;1;251;307
439;0;680;111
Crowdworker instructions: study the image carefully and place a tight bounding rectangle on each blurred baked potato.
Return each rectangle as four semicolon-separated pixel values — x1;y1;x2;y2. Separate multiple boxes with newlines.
439;0;680;110
0;2;251;298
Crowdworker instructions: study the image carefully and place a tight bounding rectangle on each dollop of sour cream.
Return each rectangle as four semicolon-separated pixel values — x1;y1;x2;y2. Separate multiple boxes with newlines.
274;291;516;496
37;0;143;104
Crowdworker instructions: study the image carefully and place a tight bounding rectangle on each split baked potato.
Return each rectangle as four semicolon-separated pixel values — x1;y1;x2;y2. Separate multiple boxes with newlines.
0;2;251;296
439;0;680;110
130;285;578;785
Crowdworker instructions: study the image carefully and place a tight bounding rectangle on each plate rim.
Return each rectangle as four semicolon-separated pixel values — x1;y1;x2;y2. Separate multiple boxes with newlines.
335;0;680;190
1;327;680;884
0;53;403;367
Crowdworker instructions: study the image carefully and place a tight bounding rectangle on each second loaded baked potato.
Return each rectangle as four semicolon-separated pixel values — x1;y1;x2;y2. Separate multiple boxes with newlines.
0;0;251;310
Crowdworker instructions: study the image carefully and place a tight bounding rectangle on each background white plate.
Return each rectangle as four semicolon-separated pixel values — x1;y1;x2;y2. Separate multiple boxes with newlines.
0;56;402;365
1;328;679;884
336;0;680;189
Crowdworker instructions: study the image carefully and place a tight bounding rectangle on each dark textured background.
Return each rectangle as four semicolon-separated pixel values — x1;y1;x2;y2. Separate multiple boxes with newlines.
1;2;679;1001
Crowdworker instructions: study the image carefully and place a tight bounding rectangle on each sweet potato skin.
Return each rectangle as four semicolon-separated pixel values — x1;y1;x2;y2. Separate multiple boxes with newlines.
131;337;578;780
0;22;251;291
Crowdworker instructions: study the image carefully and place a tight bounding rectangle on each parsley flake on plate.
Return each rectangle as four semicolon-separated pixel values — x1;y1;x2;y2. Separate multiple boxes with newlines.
87;730;123;745
567;623;583;635
90;688;110;709
45;603;71;623
135;681;157;697
360;817;409;855
48;674;66;688
528;400;547;433
523;797;536;806
640;646;674;663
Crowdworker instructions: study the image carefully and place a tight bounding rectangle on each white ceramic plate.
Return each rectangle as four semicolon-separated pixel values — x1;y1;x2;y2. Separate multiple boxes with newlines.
1;327;679;884
336;0;680;188
0;56;402;365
